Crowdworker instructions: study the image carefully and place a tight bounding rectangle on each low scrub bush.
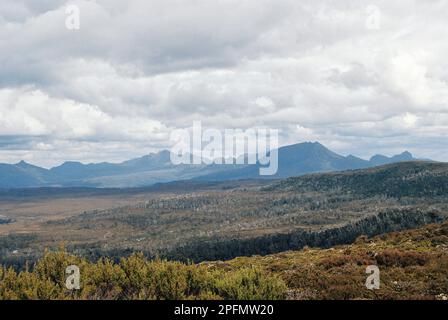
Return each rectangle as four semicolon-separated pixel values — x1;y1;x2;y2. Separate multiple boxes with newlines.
0;250;286;300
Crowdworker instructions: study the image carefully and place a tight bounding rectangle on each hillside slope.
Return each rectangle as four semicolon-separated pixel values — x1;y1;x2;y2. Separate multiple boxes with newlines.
1;221;447;300
269;161;448;197
212;221;448;300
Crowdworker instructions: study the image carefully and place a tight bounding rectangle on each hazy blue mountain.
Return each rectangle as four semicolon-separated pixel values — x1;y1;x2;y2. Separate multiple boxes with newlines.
0;163;47;188
46;150;180;186
0;142;421;188
15;160;50;181
50;161;126;181
369;151;414;166
121;150;172;169
196;142;418;181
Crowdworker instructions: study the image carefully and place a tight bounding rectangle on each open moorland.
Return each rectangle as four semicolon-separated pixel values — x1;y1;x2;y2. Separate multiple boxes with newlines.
0;161;447;268
1;220;447;300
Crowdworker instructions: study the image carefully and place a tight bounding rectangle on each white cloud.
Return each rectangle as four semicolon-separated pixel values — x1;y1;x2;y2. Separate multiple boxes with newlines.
0;0;448;165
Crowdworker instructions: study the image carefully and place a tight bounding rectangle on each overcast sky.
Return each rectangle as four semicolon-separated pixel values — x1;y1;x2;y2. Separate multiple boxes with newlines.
0;0;447;167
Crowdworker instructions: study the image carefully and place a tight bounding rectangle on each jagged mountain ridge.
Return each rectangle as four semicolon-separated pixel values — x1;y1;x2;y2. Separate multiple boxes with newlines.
195;142;417;181
0;142;419;188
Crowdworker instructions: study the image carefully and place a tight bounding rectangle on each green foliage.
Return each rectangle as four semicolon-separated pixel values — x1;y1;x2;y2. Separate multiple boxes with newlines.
213;267;286;300
0;251;286;300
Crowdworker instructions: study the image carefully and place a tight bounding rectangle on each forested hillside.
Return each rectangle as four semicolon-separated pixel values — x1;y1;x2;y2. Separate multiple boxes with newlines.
270;161;448;198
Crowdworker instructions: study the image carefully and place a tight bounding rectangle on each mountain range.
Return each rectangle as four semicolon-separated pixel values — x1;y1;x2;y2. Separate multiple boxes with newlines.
0;142;420;189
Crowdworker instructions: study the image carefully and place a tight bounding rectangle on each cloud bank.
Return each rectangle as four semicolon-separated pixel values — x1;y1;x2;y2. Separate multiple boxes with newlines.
0;0;447;166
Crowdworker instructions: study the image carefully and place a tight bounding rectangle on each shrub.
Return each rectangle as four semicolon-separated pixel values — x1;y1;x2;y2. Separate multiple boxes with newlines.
214;267;286;300
0;250;287;300
375;249;429;267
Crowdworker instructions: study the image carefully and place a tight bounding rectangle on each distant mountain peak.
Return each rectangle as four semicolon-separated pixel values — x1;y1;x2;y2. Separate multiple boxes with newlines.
369;151;415;166
399;151;413;158
370;154;389;161
58;161;84;167
0;142;428;189
15;160;45;170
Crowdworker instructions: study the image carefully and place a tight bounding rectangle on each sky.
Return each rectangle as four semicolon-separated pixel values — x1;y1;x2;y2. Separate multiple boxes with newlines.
0;0;447;167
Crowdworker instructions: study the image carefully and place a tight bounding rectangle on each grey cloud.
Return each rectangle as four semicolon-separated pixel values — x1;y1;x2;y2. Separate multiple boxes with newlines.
0;0;448;166
327;63;378;89
0;135;43;149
